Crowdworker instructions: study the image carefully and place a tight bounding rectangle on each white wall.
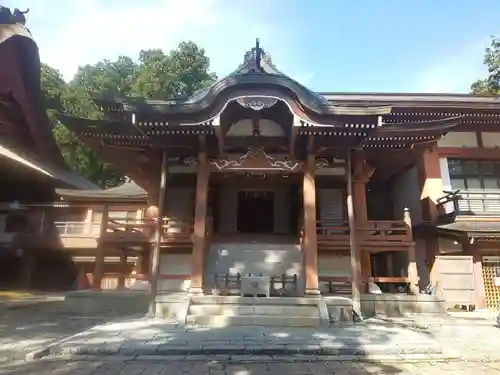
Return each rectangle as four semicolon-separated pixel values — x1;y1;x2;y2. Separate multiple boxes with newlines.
439;158;451;190
317;254;350;277
437;132;478;148
391;165;422;223
481;132;500;148
158;253;191;291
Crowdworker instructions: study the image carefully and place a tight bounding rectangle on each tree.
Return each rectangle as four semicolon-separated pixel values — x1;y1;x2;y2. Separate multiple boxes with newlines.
471;36;500;95
41;64;125;188
40;41;217;188
130;42;217;98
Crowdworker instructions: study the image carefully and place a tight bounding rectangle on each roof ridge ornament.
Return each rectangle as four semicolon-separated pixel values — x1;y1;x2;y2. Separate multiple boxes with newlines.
255;38;262;70
0;7;29;25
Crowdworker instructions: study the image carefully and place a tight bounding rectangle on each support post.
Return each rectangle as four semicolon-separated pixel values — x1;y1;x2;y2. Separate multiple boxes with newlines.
470;246;486;309
404;208;419;294
92;205;108;290
21;251;34;290
347;150;362;316
303;152;319;295
84;209;93;235
118;250;127;290
352;151;371;285
189;152;210;294
148;149;168;316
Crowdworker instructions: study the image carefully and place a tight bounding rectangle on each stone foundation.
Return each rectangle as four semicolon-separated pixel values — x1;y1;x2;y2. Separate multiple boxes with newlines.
360;294;446;317
63;291;446;323
64;290;149;317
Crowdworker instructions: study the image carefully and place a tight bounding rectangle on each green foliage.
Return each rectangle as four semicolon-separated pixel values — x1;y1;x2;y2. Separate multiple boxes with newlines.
471;36;500;95
40;41;217;188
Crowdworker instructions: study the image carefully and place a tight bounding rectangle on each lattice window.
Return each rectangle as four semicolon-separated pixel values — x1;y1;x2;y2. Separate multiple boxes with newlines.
482;260;500;310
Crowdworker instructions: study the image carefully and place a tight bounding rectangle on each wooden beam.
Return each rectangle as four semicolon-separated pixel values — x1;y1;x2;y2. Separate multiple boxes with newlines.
307;135;315;153
289;127;298;156
214;127;224;156
303;152;319;295
346;150;362;316
92;205;108;290
404;208;419;295
148;149;168;316
189;151;210;294
118;250;127;290
436;147;500;159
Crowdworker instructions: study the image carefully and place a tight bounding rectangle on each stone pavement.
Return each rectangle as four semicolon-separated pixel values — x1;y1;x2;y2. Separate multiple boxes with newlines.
0;293;64;310
41;317;450;359
364;314;500;361
0;300;144;363
2;356;500;374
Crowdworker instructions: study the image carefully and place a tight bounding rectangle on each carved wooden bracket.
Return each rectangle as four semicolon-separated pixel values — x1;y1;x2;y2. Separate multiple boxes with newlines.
185;147;303;172
353;159;375;183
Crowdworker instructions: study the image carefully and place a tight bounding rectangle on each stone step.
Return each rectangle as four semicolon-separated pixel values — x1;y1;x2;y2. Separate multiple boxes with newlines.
188;304;319;317
190;295;320;306
186;314;321;327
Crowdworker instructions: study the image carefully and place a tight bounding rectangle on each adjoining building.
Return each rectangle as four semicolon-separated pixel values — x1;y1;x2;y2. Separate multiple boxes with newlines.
0;9;97;289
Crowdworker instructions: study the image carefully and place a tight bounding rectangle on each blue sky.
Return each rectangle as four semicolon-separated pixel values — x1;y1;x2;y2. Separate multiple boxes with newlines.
5;0;500;93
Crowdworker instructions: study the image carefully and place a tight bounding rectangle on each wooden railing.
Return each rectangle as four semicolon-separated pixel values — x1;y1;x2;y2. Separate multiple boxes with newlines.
437;189;500;220
316;220;413;252
103;217;194;246
318;276;412;295
55;221;101;237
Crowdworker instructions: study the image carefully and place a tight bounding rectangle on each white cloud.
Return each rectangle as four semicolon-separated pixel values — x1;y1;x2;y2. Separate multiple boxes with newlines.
409;40;489;93
6;0;289;81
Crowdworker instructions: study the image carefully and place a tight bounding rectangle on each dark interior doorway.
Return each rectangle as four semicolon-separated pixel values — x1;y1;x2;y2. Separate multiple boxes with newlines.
237;190;274;233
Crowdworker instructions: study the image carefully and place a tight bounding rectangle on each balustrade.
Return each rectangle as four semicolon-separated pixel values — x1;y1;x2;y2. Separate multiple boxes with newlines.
318;275;412;295
316;219;413;252
437;189;500;220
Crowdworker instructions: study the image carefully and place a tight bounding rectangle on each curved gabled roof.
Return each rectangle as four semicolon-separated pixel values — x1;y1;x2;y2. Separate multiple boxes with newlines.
183;40;330;108
95;40;393;119
56;181;147;201
0;22;32;45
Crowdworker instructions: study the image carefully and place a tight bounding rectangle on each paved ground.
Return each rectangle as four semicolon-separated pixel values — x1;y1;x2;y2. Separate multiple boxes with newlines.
3;305;500;374
0;301;143;362
44;318;446;358
1;357;500;374
38;312;500;361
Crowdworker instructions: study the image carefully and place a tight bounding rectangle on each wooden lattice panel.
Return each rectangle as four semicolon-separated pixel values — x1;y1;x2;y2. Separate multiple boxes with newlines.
482;262;500;310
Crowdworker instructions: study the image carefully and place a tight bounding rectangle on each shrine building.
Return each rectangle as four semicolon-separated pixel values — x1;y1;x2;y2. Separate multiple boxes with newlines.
4;24;500;323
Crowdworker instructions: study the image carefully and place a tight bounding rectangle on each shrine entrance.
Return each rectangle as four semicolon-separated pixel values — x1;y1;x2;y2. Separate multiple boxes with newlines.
237;190;274;234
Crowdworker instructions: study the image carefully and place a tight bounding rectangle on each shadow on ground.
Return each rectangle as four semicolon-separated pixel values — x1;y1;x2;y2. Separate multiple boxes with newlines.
0;301;144;363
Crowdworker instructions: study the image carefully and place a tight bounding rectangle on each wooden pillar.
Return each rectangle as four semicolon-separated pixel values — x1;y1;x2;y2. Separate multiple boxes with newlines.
21;251;34;289
352;152;371;284
418;148;443;222
148;149;168;316
117;250;127;289
347;150;361;314
303;153;319;295
404;208;419;294
470;246;486;309
93;205;108;290
84;209;93;234
189;152;210;294
136;251;147;276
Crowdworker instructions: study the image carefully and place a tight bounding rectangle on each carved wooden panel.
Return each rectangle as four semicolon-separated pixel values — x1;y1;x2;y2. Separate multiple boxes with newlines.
482;259;500;310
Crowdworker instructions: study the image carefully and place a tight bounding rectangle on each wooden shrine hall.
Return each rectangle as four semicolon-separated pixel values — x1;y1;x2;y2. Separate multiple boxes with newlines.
58;40;463;315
